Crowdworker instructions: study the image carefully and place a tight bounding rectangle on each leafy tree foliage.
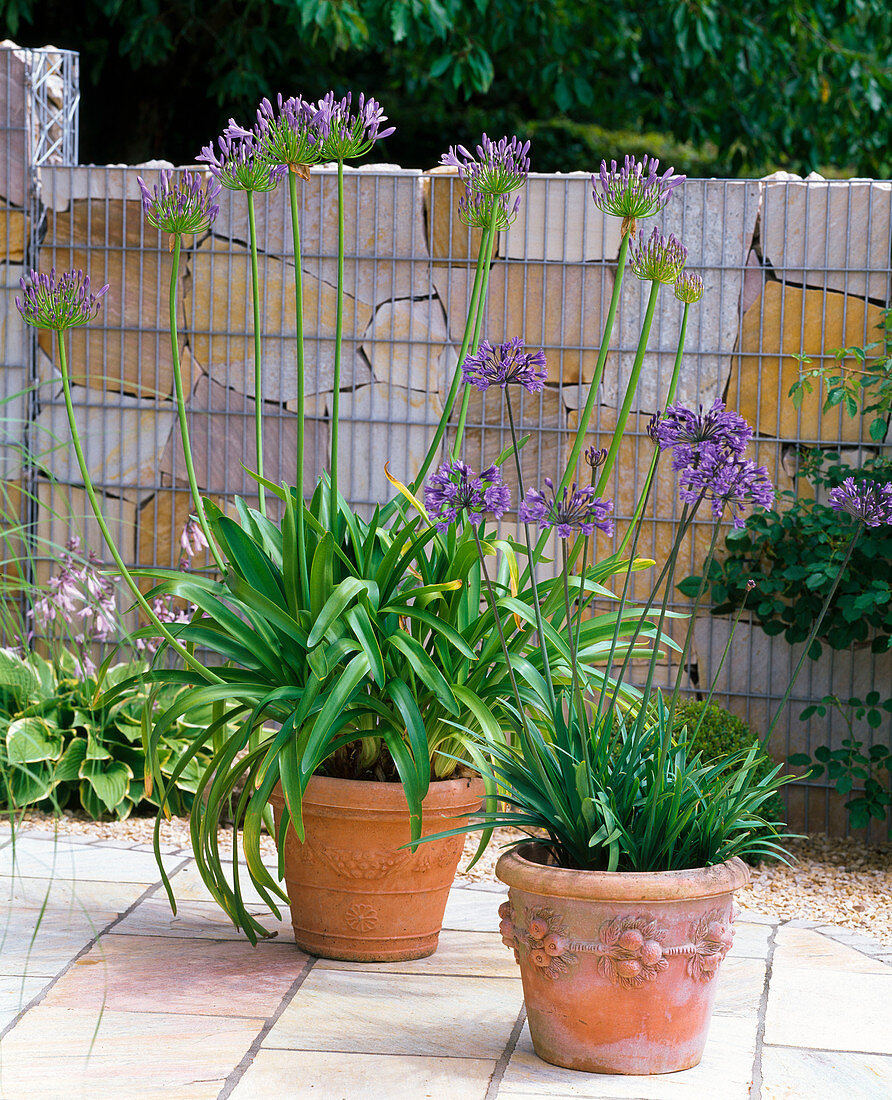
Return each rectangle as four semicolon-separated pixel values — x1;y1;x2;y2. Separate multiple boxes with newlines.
4;1;891;173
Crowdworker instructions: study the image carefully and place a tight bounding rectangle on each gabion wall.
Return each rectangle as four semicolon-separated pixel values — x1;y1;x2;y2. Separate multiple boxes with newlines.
2;47;891;837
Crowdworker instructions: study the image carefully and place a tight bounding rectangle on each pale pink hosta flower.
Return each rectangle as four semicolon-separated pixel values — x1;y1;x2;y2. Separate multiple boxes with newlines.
180;517;209;560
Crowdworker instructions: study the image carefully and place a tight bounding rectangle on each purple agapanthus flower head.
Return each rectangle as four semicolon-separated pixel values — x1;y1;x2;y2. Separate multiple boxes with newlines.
198;120;286;192
255;94;325;172
458;190;522;231
678;453;775;528
584;445;608;470
518;479;614;539
137;170;221;235
461;338;547;394
630;226;688;284
655;399;753;471
591;155;685;229
16;268;109;331
675;270;704;304
314;91;395;161
440;133;531;196
828;478;892;528
424;459;511;531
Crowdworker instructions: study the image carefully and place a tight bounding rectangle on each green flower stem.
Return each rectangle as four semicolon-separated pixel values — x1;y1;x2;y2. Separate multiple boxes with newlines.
666;518;722;737
470;524;533;742
504;389;554;706
246;190;266;517
763;529;862;747
412;224;493;492
615;300;690;558
56;331;220;682
167;235;225;573
329;160;346;536
594;279;661;499
452;212;499;459
287;169;309;600
561;539;588;770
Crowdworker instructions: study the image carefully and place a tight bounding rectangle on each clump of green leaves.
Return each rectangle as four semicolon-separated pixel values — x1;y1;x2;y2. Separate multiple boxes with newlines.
672;700;786;828
790;692;892;833
680;453;892;657
0;647;212;819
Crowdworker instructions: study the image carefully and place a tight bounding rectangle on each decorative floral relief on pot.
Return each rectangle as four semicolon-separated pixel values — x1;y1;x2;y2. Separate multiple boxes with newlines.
286;840;458;880
499;901;735;986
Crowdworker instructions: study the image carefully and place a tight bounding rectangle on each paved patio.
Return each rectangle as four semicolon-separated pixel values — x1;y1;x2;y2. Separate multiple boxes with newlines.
1;826;890;1099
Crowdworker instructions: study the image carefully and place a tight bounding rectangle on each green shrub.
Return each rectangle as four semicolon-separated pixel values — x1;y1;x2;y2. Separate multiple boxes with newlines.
673;700;787;831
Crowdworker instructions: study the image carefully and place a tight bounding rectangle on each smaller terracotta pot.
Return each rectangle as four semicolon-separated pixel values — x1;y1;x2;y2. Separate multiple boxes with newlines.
271;775;482;962
496;843;750;1075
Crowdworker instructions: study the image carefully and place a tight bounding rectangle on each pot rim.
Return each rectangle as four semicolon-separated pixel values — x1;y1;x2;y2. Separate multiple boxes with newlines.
496;842;750;902
271;773;484;813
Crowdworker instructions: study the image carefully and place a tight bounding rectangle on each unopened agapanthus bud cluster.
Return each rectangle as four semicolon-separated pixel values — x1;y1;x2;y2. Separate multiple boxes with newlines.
584;446;608;469
315;91;395;162
519;480;614;539
591;155;685;229
424;460;511;531
441;133;531;196
137;170;221;236
16;268;109;331
630;227;688;284
198;122;285;192
461;338;547;394
674;271;704;304
828;478;892;528
458;191;521;231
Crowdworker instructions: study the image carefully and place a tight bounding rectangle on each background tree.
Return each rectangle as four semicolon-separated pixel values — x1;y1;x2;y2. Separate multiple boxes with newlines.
3;0;891;176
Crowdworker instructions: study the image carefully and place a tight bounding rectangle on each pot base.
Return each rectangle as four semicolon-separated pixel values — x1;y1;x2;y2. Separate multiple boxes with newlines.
272;775;483;962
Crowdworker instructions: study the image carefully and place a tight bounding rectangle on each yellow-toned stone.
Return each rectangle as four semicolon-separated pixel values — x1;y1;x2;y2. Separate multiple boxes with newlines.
187;237;373;402
728;282;885;444
423;167;500;264
37;200;190;398
0;209;26;261
433;260;610;384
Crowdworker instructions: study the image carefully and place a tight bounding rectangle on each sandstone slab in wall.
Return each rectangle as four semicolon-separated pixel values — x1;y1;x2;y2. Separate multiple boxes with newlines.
213;166;429;306
361;297;449;394
433;259;611;385
0;211;26;262
600;180;761;414
727;281;885;443
761;172;892;301
187;236;373;402
159;375;327;497
502;174;622;263
35;388;174;502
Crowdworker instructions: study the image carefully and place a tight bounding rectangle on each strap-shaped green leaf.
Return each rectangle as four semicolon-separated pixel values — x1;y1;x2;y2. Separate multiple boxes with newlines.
389;632;459;716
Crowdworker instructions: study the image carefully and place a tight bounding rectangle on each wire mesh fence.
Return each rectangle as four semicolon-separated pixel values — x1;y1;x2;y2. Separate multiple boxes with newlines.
2;45;891;837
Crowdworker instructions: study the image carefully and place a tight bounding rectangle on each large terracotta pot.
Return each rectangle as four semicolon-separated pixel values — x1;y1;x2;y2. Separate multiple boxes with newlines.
496;843;750;1075
270;774;483;962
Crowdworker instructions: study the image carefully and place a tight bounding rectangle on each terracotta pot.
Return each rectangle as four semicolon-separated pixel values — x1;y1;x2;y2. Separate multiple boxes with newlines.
270;774;483;962
496;843;750;1075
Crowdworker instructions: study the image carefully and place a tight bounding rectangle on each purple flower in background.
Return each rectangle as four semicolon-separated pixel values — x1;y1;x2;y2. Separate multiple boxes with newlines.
655;400;753;471
137;170;221;235
591;155;685;229
675;271;704;304
584;445;608;469
519;480;614;539
678;453;774;528
461;338;547;393
424;460;511;531
458;189;521;230
828;478;892;527
16;268;109;331
630;227;688;284
255;95;325;175
198;121;285;192
314;91;395;162
441;133;531;196
180;517;210;560
136;595;196;657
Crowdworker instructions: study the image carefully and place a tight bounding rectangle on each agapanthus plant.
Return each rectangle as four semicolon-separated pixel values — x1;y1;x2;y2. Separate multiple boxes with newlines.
655;399;753;470
424;459;511;531
255;94;325;175
458;191;521;231
441;133;531;195
519;481;614;539
198;124;285;192
828;477;892;527
461;338;547;393
314;91;395;162
675;271;704;304
136;170;221;236
630;227;688;284
16;268;108;330
591;155;685;232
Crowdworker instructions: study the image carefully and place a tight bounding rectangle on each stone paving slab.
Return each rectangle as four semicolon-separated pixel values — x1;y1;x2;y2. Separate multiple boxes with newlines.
0;827;889;1099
